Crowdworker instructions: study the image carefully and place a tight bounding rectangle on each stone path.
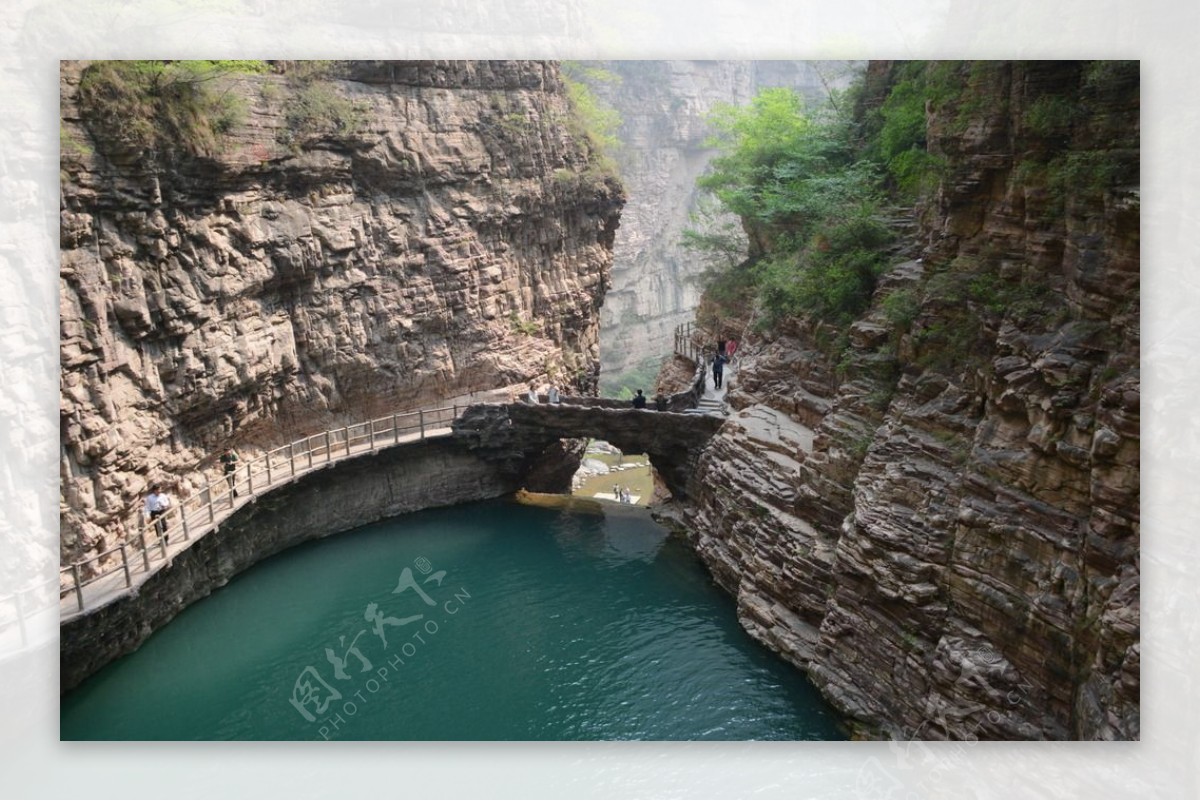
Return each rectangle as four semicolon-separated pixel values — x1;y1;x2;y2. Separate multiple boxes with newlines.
685;357;734;416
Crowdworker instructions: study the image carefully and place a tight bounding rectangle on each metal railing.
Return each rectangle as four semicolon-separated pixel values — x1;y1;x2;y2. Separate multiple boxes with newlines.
673;321;710;365
59;403;462;618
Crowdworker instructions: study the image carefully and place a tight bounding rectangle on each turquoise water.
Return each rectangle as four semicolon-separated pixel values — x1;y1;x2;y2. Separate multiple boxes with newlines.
61;499;846;740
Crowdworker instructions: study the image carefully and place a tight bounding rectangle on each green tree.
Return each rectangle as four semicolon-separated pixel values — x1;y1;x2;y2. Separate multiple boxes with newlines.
689;86;893;327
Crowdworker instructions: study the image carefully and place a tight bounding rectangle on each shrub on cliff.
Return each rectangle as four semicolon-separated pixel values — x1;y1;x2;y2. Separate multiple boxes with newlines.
278;79;370;150
78;60;268;159
560;62;622;179
687;86;893;328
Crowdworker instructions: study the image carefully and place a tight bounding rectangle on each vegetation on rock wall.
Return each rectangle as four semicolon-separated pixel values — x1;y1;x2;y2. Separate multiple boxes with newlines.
686;60;1138;366
78;60;269;158
681;59;1140;740
686;85;894;334
560;62;623;180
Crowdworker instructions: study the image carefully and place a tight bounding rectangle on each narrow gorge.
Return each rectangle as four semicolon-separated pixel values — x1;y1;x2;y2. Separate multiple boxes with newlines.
58;59;1139;742
673;60;1139;740
60;60;623;566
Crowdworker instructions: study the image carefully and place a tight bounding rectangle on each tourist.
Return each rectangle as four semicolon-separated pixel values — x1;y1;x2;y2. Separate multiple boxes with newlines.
525;383;538;404
727;338;738;364
548;385;560;404
144;484;173;543
655;393;668;411
717;337;727;357
612;484;620;500
712;350;727;389
219;446;240;498
620;486;631;504
632;389;647;409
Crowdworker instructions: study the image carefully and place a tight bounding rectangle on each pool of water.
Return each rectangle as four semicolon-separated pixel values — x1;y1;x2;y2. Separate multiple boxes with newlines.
60;498;846;740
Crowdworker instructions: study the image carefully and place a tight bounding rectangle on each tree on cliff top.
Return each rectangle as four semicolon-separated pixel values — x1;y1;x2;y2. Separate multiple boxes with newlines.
688;86;892;328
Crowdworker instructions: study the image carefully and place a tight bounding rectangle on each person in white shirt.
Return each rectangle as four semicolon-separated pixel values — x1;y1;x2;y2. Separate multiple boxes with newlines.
547;385;560;404
144;484;173;543
525;383;539;404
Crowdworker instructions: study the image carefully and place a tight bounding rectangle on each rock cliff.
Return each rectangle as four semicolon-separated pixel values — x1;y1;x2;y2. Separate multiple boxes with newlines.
586;60;860;388
59;60;623;566
682;61;1139;739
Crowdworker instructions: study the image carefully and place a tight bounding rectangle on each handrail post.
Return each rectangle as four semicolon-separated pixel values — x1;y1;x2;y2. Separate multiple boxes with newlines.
325;431;332;463
208;487;216;523
159;525;168;559
391;414;399;445
71;564;84;612
120;543;132;587
290;443;296;477
141;529;151;571
308;437;314;469
267;451;274;486
369;419;375;450
345;427;352;456
420;410;425;439
181;505;190;541
248;461;255;496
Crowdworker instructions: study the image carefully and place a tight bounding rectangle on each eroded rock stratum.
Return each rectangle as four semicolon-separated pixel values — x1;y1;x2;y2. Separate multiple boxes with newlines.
681;61;1139;740
59;60;623;566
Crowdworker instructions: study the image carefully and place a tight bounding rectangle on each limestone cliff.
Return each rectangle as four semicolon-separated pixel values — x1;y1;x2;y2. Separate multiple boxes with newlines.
586;60;860;388
682;61;1139;740
59;60;623;566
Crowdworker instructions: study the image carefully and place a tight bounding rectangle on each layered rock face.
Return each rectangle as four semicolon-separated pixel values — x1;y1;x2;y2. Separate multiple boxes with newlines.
683;61;1139;739
59;60;623;566
589;60;859;386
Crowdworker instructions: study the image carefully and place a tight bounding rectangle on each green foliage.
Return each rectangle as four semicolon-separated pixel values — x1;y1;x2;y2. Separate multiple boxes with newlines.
679;193;748;275
497;111;533;137
600;356;664;399
275;60;341;82
560;62;622;177
689;86;899;330
1081;60;1139;93
1047;150;1131;196
279;79;369;148
1024;95;1075;136
700;87;857;226
78;60;267;158
880;286;920;329
509;313;541;336
872;61;959;194
60;125;92;159
758;211;893;325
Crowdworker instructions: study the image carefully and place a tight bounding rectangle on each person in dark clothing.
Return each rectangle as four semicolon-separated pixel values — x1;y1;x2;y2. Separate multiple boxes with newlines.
632;389;647;409
655;393;668;411
717;338;727;357
712;352;726;389
220;446;240;498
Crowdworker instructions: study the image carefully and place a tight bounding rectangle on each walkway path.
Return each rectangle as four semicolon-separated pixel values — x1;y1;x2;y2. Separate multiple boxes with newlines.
57;321;733;622
60;410;456;621
686;354;734;417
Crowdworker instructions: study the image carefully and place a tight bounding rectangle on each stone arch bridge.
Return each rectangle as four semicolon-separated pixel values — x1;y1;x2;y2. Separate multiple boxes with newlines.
453;400;725;500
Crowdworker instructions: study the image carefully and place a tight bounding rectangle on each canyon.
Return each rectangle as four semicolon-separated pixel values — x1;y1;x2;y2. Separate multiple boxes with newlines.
587;60;860;390
59;60;623;567
677;60;1139;740
59;59;1139;741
